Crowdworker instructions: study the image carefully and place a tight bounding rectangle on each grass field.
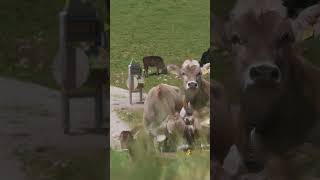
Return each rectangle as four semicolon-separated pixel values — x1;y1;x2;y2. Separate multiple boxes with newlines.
112;106;210;180
0;0;108;89
110;0;210;179
110;0;210;91
15;147;106;180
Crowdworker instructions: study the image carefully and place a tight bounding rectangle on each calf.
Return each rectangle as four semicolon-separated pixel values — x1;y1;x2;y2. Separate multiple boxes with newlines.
143;56;167;77
200;48;214;66
213;0;320;174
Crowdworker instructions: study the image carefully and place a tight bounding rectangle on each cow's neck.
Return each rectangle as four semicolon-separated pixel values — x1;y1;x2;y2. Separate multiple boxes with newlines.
243;57;319;153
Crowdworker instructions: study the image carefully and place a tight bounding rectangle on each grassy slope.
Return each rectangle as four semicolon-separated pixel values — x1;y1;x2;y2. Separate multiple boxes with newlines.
111;1;210;179
15;147;106;180
110;0;210;91
0;0;64;88
0;0;107;89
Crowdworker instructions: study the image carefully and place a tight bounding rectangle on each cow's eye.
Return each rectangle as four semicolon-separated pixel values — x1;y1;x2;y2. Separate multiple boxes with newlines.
197;72;201;76
181;72;185;76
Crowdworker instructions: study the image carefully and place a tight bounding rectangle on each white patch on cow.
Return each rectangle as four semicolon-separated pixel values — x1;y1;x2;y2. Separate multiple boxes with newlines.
187;125;194;132
243;67;255;91
182;59;200;70
186;80;198;89
180;107;186;118
231;0;287;19
156;134;167;142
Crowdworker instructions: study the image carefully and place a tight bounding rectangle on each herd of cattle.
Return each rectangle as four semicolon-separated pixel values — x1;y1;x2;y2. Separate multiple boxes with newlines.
143;60;211;151
119;0;320;179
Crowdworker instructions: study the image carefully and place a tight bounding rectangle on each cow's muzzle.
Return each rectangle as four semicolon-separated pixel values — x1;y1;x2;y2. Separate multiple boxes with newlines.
249;64;281;83
187;81;198;89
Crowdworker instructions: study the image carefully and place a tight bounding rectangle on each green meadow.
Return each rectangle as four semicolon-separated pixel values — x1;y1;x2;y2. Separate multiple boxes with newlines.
110;0;210;91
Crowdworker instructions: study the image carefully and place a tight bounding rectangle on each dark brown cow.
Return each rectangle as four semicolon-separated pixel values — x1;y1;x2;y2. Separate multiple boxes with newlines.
143;56;167;77
213;0;320;177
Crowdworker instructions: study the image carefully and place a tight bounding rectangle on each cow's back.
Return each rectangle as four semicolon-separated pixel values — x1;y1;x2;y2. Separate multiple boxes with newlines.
143;56;164;67
143;84;184;136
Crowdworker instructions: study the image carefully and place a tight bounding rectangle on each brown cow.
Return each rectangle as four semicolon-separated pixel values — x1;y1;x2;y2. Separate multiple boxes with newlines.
167;60;210;110
143;56;167;77
168;60;235;162
143;83;184;151
213;0;320;177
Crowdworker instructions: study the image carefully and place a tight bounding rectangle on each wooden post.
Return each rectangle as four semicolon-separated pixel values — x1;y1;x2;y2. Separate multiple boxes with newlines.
129;74;133;104
95;84;104;129
139;87;143;102
62;94;70;134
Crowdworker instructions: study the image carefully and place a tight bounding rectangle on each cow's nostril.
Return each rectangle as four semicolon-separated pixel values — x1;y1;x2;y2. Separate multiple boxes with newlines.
188;82;198;88
249;67;261;80
249;65;280;82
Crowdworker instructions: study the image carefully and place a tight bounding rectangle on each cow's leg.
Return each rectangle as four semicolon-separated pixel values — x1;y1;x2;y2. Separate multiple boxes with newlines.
157;67;159;75
145;66;148;77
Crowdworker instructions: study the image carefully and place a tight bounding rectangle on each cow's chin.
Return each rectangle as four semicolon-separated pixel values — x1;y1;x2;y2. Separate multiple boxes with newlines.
243;79;282;93
241;82;283;132
185;88;199;99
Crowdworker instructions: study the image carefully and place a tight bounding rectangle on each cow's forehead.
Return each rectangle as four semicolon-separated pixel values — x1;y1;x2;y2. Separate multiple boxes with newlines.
231;11;289;41
181;60;200;72
231;0;287;19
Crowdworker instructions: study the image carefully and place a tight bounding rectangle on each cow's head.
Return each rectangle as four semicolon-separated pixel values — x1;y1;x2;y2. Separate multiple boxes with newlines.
214;2;320;93
167;60;210;98
228;11;294;93
213;1;320;128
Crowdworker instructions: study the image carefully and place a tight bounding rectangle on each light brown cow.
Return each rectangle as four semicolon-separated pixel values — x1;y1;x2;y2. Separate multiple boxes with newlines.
167;60;210;110
213;0;320;178
168;60;236;162
143;84;184;144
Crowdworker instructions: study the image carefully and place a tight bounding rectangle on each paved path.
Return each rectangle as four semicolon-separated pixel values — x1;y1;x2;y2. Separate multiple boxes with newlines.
0;77;146;179
0;77;107;179
109;86;145;149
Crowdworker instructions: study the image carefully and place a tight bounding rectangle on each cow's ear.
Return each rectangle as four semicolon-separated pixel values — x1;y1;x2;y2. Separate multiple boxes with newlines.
292;3;320;42
201;63;210;75
211;14;232;51
167;64;180;76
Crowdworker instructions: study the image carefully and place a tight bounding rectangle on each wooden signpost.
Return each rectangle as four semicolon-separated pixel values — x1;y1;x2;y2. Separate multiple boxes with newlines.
53;0;108;134
127;61;144;104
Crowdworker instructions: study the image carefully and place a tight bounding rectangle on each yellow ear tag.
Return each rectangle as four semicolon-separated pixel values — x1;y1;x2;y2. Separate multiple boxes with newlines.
302;25;314;40
186;149;192;156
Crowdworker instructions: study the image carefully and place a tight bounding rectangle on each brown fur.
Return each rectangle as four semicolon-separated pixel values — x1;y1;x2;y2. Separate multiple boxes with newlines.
211;80;236;164
213;0;320;177
168;60;210;110
143;56;167;77
119;131;134;150
143;84;184;138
